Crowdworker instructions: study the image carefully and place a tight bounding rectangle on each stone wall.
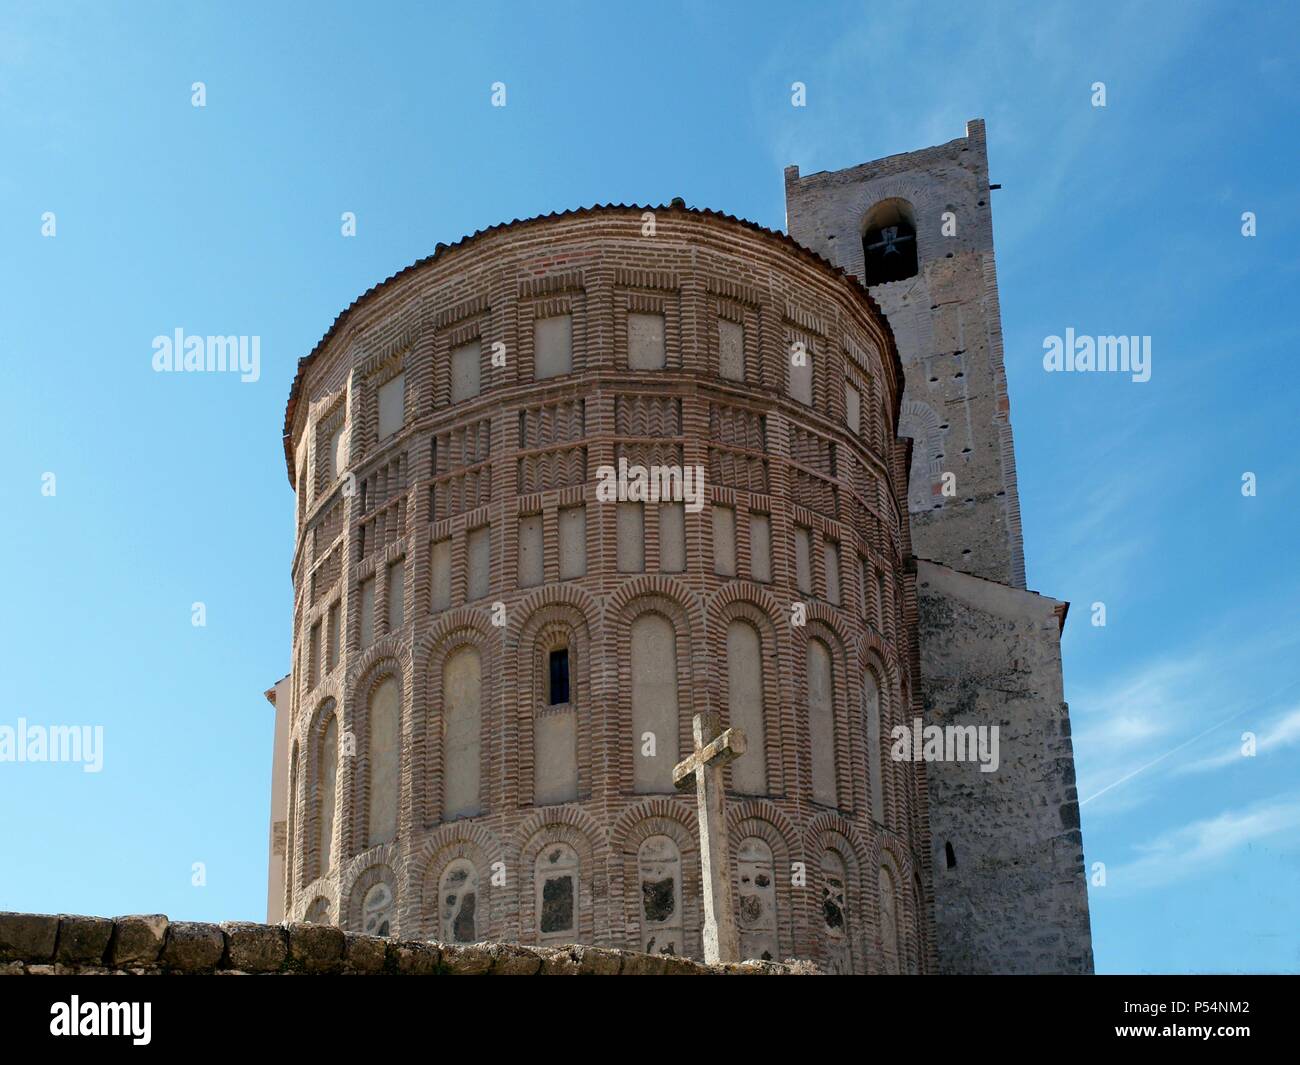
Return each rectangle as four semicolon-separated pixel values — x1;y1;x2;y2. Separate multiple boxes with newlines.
786;118;1026;590
0;912;814;975
786;122;1092;974
915;561;1093;974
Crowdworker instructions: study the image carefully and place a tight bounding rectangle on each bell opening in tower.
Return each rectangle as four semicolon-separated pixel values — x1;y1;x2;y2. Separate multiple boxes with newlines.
861;198;919;286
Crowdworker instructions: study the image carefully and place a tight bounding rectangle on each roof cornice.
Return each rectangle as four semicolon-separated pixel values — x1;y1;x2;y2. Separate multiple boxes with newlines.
282;202;903;483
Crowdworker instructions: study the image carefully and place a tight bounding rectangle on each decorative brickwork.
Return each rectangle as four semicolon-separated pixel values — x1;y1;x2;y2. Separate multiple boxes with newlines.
279;205;932;973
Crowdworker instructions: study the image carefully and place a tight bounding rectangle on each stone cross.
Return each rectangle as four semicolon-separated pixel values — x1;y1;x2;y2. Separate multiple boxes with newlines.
673;711;746;964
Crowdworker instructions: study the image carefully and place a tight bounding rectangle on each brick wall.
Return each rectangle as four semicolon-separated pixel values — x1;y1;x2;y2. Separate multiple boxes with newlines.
279;205;935;973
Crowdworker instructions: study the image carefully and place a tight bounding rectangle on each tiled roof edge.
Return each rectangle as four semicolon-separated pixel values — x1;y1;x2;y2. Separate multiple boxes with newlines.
281;202;903;483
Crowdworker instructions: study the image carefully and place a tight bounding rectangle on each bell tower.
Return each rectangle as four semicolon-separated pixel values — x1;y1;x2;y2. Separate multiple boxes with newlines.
787;121;1094;974
785;118;1026;589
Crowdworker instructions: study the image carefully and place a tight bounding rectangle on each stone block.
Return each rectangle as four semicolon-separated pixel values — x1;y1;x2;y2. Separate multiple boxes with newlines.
617;951;668;976
536;946;582;975
556;505;586;579
572;945;622;975
109;915;168;967
161;921;225;972
222;922;288;973
342;933;389;974
54;915;113;965
287;922;345;973
628;313;666;370
450;341;481;403
0;911;59;962
439;943;493;975
485;943;542;976
392;940;440;975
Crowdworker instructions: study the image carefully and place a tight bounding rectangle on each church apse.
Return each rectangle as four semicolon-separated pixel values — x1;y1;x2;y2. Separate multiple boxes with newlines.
276;204;934;973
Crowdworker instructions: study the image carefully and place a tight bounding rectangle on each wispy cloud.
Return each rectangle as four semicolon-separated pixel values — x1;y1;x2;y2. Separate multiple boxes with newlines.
1031;424;1163;597
1104;794;1300;893
1074;656;1200;767
1176;707;1300;775
756;0;1218;243
1073;621;1300;811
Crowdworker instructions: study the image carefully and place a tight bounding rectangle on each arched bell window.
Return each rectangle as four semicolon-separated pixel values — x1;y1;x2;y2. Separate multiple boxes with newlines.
862;199;918;286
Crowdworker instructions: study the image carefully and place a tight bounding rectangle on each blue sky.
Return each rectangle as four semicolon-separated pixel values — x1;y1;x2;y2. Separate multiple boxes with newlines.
1;1;1296;973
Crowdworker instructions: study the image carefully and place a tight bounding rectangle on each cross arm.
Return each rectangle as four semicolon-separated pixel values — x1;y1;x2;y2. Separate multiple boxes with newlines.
672;727;747;789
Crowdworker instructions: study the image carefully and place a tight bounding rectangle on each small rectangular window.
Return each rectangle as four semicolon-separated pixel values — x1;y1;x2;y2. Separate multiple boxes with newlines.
719;319;744;381
794;527;813;594
308;621;321;688
450;341;482;403
386;559;405;632
326;601;341;672
548;648;570;706
558;505;587;579
617;502;645;573
430;539;452;611
377;373;405;440
534;314;573;380
467;526;491;600
844;383;861;435
359;577;376;648
627;312;666;370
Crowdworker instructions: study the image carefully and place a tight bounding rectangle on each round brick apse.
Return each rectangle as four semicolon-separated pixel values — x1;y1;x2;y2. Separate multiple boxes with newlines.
281;204;936;973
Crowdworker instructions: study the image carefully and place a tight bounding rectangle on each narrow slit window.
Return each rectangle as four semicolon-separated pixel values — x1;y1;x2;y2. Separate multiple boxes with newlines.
548;648;570;706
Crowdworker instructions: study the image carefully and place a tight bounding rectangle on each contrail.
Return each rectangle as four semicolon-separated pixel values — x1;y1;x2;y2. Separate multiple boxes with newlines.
1080;678;1300;807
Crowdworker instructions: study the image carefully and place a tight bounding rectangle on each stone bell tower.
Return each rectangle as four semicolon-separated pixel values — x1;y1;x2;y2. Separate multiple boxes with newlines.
785;118;1026;590
786;120;1094;973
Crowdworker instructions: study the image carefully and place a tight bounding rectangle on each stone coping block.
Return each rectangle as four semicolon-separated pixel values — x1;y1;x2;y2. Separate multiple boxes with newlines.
109;914;169;967
0;912;60;962
54;915;114;965
287;922;346;973
221;922;288;973
161;921;225;972
0;913;818;975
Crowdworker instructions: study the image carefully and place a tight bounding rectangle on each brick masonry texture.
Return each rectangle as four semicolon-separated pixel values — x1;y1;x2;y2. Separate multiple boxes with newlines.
281;204;935;974
271;118;1094;976
0;913;816;975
